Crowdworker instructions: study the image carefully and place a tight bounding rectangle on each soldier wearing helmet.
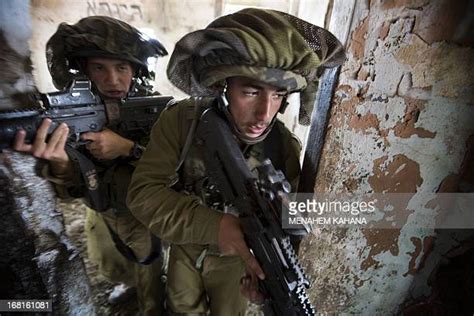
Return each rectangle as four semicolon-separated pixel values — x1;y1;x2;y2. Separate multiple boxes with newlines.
128;8;345;315
14;16;168;314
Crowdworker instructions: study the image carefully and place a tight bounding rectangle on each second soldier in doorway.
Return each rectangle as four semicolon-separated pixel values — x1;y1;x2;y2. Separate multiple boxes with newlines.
14;16;168;315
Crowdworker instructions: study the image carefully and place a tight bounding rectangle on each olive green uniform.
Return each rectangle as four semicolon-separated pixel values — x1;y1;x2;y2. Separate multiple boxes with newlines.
127;99;301;315
43;15;169;316
45;143;165;315
128;8;344;315
85;208;163;313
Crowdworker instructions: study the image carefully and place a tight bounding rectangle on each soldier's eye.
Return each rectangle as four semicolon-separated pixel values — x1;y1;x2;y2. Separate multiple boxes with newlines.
243;90;258;96
274;93;287;99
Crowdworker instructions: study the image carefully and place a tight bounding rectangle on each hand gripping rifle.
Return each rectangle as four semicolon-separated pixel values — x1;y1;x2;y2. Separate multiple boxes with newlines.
195;106;316;316
0;79;172;264
0;78;174;150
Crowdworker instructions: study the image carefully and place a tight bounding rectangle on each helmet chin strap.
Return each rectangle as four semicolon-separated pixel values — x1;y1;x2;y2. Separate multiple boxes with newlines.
217;90;277;145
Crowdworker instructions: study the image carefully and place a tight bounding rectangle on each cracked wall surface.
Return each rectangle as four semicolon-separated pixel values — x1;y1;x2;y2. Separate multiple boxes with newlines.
301;0;474;313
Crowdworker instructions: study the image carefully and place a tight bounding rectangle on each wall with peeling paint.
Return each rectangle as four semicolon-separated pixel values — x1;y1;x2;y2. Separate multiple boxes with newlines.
301;0;474;314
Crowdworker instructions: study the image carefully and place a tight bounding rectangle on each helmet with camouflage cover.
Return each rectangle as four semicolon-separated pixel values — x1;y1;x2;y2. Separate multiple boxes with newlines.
167;8;345;127
47;16;168;90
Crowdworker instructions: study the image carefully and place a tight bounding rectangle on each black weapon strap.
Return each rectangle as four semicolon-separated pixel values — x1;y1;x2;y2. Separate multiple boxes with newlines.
175;98;212;174
103;220;162;265
263;124;284;172
65;144;108;212
64;143;161;265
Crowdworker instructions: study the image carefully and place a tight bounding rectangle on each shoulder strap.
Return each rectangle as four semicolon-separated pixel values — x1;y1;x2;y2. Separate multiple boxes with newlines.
175;98;212;173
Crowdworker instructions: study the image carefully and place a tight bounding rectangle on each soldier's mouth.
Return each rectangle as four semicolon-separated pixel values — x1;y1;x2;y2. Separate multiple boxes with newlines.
247;124;268;135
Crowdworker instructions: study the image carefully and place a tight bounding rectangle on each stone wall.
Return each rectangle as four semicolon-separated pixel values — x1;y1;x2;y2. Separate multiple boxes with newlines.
300;0;474;313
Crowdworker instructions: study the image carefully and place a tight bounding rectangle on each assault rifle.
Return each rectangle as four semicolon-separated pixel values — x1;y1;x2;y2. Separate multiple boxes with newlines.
0;78;174;150
195;106;316;316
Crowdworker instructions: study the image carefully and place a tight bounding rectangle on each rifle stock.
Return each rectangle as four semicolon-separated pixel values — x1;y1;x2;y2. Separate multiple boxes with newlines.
195;107;316;316
0;79;174;150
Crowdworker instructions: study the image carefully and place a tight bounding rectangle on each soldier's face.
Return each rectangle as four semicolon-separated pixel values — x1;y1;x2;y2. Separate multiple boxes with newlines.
227;76;287;139
85;57;134;99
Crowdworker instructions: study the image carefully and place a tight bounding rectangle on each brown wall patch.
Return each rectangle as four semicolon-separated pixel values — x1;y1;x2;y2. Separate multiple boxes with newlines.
393;98;436;138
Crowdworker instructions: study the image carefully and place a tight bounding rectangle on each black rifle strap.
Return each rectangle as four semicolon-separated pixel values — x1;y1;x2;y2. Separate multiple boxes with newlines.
263;124;284;172
64;144;108;212
175;98;211;174
102;220;162;265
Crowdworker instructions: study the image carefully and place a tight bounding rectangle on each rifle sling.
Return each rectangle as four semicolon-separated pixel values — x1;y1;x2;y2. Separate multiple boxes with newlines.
65;144;108;212
103;220;162;265
175;98;211;174
263;124;284;172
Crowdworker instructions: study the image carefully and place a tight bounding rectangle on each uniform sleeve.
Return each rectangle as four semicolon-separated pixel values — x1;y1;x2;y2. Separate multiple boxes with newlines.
127;100;224;245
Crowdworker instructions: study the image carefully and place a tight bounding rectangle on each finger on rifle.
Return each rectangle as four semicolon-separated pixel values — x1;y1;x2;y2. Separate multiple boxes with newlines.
13;129;31;152
240;273;264;303
47;123;68;151
55;124;69;152
32;119;52;155
34;119;52;144
80;131;98;141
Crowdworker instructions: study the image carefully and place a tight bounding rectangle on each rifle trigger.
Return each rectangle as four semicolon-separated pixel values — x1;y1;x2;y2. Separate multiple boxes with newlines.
77;139;92;147
73;132;92;147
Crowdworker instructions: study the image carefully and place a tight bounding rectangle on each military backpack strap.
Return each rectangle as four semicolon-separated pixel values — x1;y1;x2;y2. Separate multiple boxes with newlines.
64;143;108;212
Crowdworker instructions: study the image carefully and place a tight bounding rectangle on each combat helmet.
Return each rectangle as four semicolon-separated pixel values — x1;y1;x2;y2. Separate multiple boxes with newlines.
46;16;168;91
167;7;345;138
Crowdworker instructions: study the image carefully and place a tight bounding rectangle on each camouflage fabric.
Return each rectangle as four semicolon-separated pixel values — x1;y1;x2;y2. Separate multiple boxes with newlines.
47;16;167;90
167;8;345;125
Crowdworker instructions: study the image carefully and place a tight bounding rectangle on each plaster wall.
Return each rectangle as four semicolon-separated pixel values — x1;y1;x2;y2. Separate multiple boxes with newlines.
301;0;474;313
